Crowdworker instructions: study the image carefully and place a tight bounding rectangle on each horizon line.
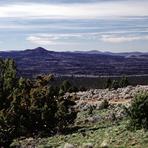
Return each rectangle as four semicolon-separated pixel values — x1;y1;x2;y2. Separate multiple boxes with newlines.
0;46;147;54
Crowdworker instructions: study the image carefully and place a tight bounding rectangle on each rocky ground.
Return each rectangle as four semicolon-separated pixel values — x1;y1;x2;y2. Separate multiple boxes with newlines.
68;85;148;111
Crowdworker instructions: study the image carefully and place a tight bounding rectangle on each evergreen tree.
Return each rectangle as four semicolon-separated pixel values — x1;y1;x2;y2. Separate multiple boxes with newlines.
105;78;112;89
0;59;77;147
111;80;119;90
119;76;129;88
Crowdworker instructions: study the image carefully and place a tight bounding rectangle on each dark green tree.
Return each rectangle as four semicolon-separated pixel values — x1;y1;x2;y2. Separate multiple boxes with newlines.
0;59;17;109
119;76;129;88
0;59;78;147
111;80;119;90
105;78;112;89
59;80;72;94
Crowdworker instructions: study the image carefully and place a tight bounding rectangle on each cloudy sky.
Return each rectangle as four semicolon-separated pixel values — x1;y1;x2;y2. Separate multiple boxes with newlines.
0;0;148;52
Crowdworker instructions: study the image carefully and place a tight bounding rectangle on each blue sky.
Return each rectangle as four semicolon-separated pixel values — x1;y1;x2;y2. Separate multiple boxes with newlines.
0;0;148;52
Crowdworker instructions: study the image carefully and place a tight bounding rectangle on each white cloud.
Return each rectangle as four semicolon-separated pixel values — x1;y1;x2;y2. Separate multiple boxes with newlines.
27;33;99;45
101;35;148;43
0;24;101;30
26;32;100;45
0;1;148;19
27;33;148;45
27;36;56;45
35;33;99;39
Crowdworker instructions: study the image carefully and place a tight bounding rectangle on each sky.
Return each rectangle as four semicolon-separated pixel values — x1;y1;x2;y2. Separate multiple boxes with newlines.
0;0;148;52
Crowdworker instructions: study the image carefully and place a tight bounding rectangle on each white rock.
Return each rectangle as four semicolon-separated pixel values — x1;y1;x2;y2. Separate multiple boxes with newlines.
82;143;93;148
64;143;75;148
100;140;109;148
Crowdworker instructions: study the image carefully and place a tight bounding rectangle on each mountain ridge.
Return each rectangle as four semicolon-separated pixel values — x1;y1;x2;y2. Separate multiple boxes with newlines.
1;47;148;56
0;47;148;77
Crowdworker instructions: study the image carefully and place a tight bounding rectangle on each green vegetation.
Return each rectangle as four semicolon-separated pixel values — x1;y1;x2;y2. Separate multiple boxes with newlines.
60;80;78;94
106;76;129;89
11;109;148;148
10;92;148;148
0;59;77;147
128;92;148;130
0;58;148;148
55;74;148;89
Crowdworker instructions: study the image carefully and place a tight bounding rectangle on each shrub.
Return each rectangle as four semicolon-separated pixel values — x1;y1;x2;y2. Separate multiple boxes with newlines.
88;106;94;115
128;92;148;130
99;100;109;110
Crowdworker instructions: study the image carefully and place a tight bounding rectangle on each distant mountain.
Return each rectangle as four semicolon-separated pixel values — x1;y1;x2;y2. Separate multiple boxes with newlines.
74;50;148;57
74;50;103;54
0;47;148;77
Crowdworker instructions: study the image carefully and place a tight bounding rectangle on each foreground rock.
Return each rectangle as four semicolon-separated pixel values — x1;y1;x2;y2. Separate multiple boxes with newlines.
82;143;93;148
64;143;75;148
100;140;109;148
